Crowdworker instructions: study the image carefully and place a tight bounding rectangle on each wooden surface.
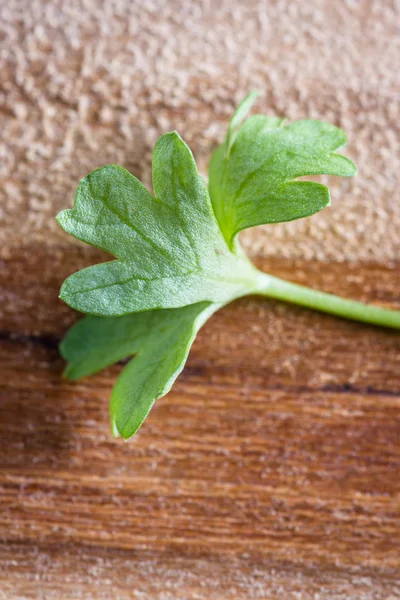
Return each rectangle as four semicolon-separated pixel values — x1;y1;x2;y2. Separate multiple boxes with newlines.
1;245;400;599
1;1;399;597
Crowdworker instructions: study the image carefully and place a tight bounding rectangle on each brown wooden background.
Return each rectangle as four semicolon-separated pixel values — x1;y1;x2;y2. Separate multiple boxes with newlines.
1;245;400;598
1;0;400;598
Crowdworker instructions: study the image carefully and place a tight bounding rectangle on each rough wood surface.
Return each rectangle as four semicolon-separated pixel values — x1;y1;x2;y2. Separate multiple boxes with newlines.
1;1;400;596
1;245;399;598
1;0;400;263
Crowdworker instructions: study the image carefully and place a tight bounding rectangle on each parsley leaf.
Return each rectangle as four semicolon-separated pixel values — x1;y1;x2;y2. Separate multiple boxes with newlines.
57;132;257;316
225;90;259;156
61;302;218;438
57;92;400;440
209;92;356;249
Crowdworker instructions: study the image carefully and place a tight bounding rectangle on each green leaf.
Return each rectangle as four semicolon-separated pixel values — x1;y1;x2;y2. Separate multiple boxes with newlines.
226;90;259;156
57;132;257;316
58;94;385;441
60;302;218;438
209;107;357;249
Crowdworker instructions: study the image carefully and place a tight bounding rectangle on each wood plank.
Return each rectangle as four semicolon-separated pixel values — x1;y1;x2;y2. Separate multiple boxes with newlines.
1;244;400;597
0;543;399;600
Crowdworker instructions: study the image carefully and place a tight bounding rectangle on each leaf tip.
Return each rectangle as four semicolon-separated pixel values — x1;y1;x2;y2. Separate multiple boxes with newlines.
111;416;121;438
247;89;260;101
347;159;357;177
58;280;68;302
226;90;260;157
55;209;68;227
62;365;75;381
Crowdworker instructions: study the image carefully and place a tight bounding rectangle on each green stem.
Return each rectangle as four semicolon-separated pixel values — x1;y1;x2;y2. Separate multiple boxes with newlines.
254;272;400;329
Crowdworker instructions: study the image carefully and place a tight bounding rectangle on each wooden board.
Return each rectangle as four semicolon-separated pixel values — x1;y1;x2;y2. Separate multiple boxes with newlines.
1;245;399;599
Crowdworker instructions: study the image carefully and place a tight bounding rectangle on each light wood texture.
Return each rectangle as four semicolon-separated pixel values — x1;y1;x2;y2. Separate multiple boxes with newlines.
1;1;399;596
1;0;400;263
1;245;399;598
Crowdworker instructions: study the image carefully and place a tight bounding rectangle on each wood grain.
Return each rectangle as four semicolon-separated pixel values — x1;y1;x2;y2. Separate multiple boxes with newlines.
1;245;400;599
